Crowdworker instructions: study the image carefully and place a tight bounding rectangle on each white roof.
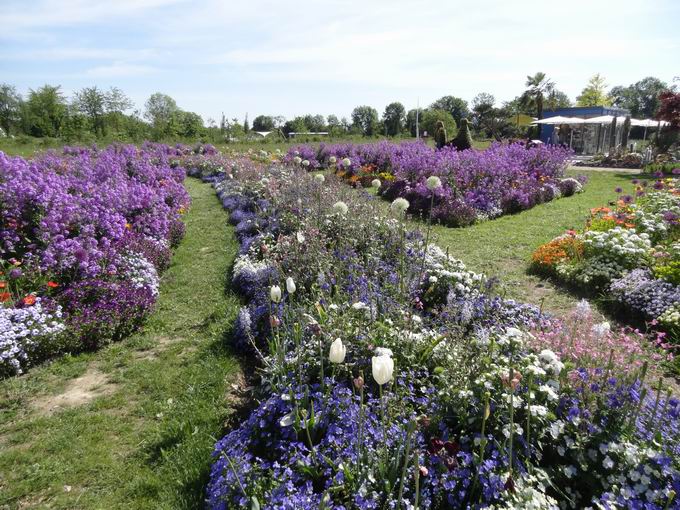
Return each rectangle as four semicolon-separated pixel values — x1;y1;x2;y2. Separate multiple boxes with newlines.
630;118;670;127
533;116;582;125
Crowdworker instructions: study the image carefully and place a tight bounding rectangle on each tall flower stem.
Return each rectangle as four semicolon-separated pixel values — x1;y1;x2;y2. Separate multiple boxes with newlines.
396;419;416;508
413;449;421;510
416;192;435;286
318;335;325;394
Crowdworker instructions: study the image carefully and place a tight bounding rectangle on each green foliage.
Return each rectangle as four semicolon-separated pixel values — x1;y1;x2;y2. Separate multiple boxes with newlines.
429;96;470;124
302;114;326;132
576;74;613;107
645;162;680;174
382;101;406;136
22;85;67;137
405;109;419;137
144;92;179;137
283;116;308;135
621;116;631;148
252;115;275;131
420;109;456;139
609;77;672;118
449;118;473;151
0;83;23;135
433;120;447;149
521;72;555;118
351;105;380;136
654;260;680;286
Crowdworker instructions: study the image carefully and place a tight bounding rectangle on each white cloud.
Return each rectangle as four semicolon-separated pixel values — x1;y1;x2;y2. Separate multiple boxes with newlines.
84;62;159;78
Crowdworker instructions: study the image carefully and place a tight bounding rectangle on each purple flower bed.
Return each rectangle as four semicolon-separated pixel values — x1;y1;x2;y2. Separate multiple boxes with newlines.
285;141;579;226
200;158;679;509
0;144;190;376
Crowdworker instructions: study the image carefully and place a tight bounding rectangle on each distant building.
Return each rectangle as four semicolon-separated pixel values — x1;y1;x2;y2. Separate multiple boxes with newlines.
288;132;329;138
540;106;631;154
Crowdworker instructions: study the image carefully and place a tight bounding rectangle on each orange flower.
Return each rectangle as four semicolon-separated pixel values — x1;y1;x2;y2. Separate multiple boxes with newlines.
47;281;59;288
23;295;36;306
125;223;132;230
0;292;10;302
0;281;6;289
532;236;584;270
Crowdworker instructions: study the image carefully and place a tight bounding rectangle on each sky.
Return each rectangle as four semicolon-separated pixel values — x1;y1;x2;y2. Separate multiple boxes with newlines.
1;0;679;124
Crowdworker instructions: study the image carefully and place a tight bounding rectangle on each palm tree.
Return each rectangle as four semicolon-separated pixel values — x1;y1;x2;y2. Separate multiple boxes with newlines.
522;72;555;119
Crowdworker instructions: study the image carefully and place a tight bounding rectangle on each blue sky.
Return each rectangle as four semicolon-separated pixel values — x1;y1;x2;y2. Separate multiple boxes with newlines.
1;0;678;123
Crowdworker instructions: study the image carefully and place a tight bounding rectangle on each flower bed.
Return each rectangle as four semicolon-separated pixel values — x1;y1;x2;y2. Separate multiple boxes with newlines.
200;159;679;509
0;144;190;376
284;141;582;227
532;177;680;341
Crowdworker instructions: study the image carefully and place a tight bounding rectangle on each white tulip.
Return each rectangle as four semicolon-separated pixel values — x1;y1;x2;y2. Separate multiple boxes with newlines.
286;277;296;294
426;176;442;190
314;174;325;184
371;179;381;189
342;157;351;168
332;201;348;215
270;285;282;303
293;156;302;165
296;231;306;244
328;156;337;164
372;355;394;385
302;159;310;167
374;347;393;357
329;338;346;364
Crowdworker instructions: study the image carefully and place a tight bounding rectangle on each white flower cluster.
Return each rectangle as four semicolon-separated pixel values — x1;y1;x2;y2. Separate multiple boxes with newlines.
631;189;680;237
122;252;160;297
555;254;625;287
658;303;680;327
490;469;559;510
595;441;671;506
1;298;65;375
583;227;651;264
232;254;271;283
424;245;483;298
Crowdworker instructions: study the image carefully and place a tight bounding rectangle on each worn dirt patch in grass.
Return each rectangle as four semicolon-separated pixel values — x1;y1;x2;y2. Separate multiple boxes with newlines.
31;367;117;416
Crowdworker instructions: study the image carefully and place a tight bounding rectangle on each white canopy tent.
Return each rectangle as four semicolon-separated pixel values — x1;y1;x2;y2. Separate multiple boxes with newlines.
532;116;582;125
630;119;670;140
531;117;586;148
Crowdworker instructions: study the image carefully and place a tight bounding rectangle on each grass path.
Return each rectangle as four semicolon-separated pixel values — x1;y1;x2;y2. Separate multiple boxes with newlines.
0;178;241;509
428;169;643;315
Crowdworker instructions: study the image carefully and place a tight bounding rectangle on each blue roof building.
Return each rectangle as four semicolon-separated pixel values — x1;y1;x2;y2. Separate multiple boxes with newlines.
540;106;631;154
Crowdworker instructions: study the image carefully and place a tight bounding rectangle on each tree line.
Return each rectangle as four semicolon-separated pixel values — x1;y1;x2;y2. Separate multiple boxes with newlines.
0;73;674;143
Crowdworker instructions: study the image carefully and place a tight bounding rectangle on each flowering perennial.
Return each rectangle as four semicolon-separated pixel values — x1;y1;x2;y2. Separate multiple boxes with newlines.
0;144;189;375
199;157;679;509
284;140;581;226
532;178;680;340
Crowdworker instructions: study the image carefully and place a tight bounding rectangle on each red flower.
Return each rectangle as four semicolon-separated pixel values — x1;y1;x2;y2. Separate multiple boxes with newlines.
47;281;59;288
0;292;10;302
0;281;6;289
23;295;36;306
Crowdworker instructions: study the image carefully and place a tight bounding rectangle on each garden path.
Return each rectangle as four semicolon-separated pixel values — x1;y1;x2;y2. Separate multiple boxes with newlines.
0;178;243;509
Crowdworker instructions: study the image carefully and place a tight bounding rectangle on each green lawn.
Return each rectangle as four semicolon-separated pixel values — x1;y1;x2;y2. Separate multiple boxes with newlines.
0;178;241;509
381;168;644;316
